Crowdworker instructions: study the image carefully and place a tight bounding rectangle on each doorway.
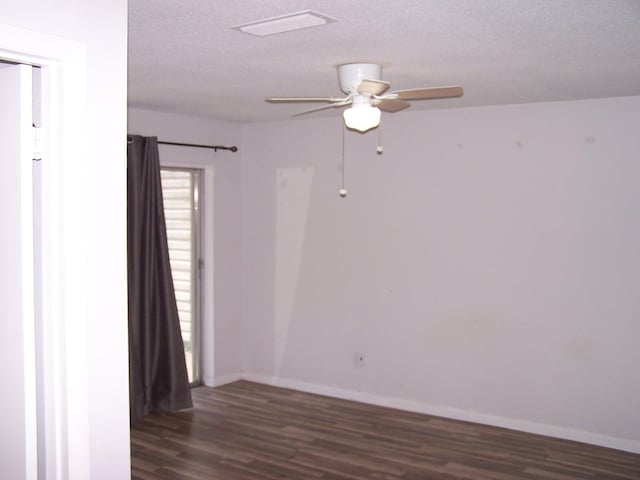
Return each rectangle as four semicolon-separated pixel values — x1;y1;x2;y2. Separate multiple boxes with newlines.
1;21;129;480
160;167;203;385
0;60;38;480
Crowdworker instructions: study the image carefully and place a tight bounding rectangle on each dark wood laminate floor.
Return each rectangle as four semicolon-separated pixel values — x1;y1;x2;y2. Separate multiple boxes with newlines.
131;381;640;479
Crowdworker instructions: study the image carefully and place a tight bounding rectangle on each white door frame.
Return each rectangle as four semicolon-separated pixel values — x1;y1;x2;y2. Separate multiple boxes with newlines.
1;23;91;479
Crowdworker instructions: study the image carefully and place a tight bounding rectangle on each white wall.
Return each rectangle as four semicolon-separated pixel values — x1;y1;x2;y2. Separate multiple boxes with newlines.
2;0;129;478
241;96;640;452
128;108;244;384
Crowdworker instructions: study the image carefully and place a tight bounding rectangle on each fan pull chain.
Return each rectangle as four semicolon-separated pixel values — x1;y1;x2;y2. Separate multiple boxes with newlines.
377;120;384;154
340;124;347;198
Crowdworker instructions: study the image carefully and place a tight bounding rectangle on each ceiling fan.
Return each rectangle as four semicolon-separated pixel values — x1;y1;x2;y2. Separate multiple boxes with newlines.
266;63;463;132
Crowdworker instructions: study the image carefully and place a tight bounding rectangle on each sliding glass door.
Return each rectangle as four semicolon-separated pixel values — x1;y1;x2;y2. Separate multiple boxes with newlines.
160;168;202;385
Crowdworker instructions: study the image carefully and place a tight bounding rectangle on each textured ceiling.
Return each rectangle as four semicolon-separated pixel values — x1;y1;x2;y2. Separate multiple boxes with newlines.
128;0;640;123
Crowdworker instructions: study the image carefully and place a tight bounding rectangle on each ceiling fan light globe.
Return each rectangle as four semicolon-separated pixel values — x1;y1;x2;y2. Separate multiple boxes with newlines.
343;105;381;132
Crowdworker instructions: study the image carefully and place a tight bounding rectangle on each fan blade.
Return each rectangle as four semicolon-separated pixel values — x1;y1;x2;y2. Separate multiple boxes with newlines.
390;86;463;101
265;96;347;103
356;79;391;96
375;98;410;113
292;100;352;117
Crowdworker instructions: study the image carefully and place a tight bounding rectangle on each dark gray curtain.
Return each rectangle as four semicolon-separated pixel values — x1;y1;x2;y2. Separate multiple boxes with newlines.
127;135;193;426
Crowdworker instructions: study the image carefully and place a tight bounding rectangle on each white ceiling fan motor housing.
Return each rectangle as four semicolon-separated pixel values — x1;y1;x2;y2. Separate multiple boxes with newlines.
338;63;382;94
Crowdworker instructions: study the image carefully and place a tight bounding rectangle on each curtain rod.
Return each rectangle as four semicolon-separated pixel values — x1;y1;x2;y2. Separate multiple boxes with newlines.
158;140;238;152
127;136;238;153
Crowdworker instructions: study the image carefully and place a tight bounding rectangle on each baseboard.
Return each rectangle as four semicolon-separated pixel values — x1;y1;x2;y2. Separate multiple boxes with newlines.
241;373;640;454
206;372;244;387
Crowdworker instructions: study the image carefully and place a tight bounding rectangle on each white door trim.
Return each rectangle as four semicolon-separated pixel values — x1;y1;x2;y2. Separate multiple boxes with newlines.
1;23;91;480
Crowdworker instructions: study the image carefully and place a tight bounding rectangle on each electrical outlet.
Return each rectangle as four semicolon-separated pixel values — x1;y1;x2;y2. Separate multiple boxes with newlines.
354;352;366;366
